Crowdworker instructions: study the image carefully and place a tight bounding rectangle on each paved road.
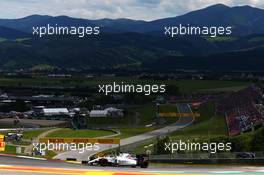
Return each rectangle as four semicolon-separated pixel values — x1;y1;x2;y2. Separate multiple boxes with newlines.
0;155;264;175
1;104;263;174
55;104;194;161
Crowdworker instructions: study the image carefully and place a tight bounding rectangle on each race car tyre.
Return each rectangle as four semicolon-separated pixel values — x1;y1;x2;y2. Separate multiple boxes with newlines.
81;161;89;165
140;161;149;168
99;158;108;167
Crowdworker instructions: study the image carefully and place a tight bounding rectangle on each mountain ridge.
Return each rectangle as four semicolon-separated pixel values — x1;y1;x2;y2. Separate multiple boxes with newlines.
0;4;264;71
0;4;264;35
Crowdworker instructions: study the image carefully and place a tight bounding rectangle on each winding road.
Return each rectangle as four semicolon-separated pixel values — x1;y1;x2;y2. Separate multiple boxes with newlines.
0;155;263;175
1;104;263;174
55;104;194;161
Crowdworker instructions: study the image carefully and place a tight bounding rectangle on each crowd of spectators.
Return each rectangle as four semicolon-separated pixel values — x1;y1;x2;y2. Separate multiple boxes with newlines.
217;84;264;136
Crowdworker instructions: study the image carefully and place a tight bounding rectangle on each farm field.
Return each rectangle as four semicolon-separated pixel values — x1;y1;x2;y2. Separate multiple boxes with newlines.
0;76;250;92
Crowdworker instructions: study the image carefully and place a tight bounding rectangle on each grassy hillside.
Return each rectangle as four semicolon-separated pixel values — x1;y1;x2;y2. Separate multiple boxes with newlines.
0;34;263;70
170;102;228;139
0;77;250;93
47;129;114;138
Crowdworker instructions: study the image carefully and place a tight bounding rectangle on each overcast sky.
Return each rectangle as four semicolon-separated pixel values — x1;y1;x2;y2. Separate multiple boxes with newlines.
1;0;263;21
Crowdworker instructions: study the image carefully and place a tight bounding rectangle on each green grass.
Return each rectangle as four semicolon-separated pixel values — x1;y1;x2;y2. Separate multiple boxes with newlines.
168;80;249;92
1;144;55;158
116;128;155;139
205;36;238;42
193;102;215;122
0;77;250;93
171;116;227;137
0;123;19;129
87;114;135;126
134;104;156;125
134;103;180;125
45;150;57;159
133;139;155;154
203;86;247;92
11;140;31;146
0;123;15;128
22;129;50;140
86;103;159;127
170;102;228;138
31;64;57;71
159;104;178;113
47;129;114;138
0;77;71;87
1;145;16;154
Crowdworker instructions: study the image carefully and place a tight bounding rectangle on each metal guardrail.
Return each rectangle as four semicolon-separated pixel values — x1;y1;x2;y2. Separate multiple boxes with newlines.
150;152;264;160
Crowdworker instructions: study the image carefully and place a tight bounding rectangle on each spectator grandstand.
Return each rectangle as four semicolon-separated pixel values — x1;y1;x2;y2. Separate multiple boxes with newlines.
217;84;264;136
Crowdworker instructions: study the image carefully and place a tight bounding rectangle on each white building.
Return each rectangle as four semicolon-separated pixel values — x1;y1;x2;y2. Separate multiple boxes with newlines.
42;108;69;116
89;110;109;118
105;107;124;117
89;107;124;118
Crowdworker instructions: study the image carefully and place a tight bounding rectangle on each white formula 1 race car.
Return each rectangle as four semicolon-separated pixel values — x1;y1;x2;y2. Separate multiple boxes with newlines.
82;153;149;168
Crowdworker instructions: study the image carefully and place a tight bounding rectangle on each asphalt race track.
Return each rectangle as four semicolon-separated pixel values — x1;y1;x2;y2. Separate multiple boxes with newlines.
55;104;194;161
0;155;264;175
1;104;263;174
